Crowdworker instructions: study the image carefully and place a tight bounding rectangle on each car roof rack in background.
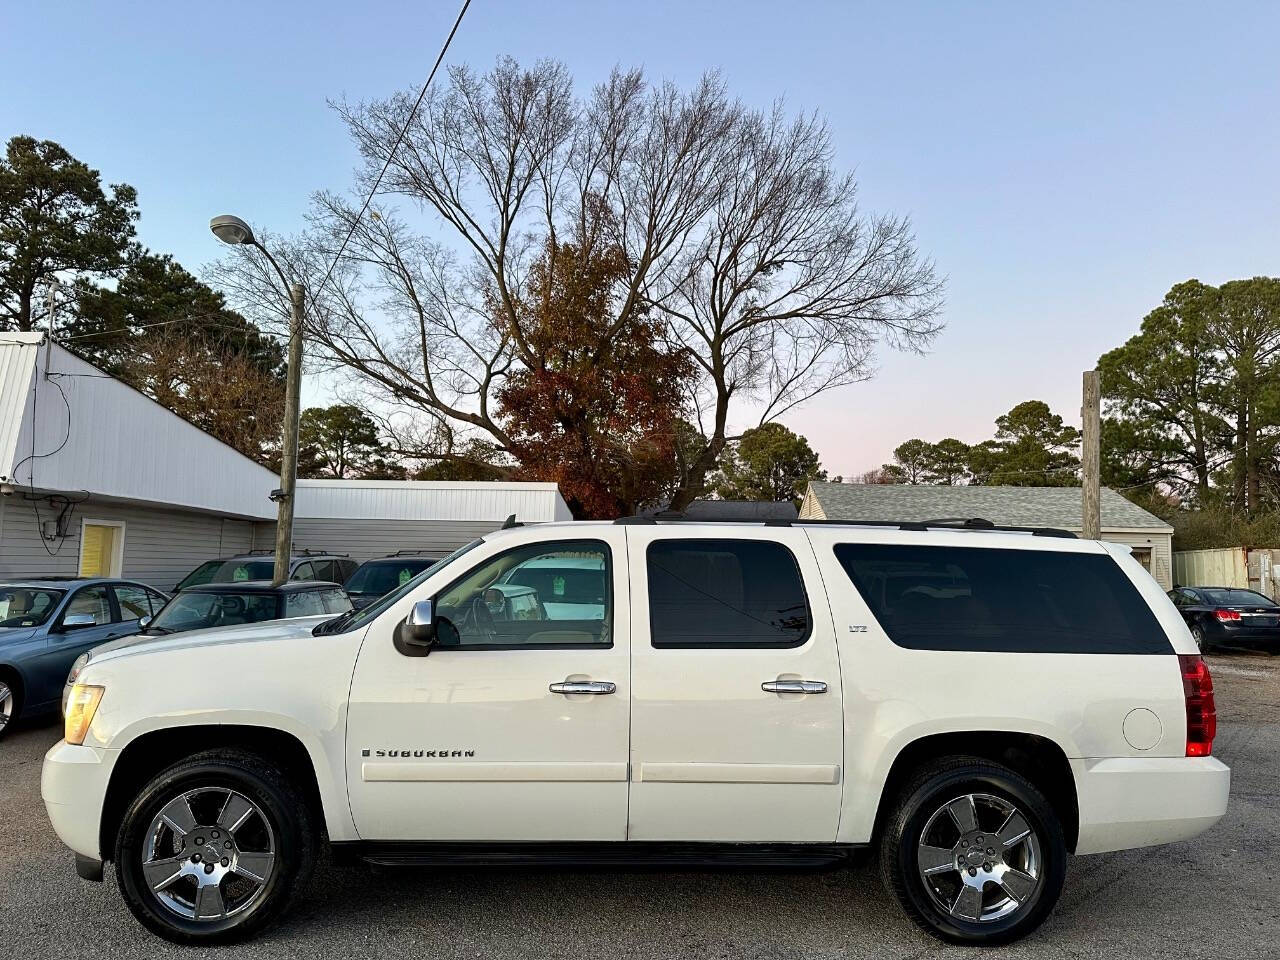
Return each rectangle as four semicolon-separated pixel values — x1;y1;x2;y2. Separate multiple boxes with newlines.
613;513;1076;538
298;548;349;557
388;549;439;557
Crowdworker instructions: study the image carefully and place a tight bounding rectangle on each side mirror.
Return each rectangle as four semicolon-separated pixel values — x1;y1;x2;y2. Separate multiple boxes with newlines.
61;613;97;630
393;600;436;657
139;615;152;630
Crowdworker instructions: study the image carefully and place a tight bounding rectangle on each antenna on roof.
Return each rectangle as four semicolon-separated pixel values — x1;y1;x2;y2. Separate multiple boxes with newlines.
501;513;521;529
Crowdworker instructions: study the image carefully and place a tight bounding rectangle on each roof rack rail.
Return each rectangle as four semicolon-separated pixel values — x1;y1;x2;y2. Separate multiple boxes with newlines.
611;513;1075;538
389;549;437;556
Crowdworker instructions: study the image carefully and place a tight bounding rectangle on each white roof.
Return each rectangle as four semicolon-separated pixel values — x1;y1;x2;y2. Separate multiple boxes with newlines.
293;479;572;523
0;334;278;519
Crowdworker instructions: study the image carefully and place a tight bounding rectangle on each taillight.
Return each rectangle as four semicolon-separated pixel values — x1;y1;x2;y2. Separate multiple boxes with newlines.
1213;608;1241;622
1179;654;1216;757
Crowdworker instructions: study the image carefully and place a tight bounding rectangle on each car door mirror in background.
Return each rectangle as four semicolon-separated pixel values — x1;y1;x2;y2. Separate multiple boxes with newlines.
61;613;97;630
138;615;152;630
393;600;436;657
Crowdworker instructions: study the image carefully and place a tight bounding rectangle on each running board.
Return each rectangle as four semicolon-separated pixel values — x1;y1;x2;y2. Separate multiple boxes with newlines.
335;841;863;869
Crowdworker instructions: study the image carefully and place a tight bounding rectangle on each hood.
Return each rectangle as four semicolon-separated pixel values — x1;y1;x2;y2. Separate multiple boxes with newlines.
82;615;333;668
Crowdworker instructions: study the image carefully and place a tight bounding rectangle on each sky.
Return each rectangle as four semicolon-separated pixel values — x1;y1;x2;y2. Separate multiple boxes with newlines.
3;1;1278;478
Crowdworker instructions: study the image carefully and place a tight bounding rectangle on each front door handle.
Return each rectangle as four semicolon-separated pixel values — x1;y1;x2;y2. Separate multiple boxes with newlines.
762;679;828;694
549;680;616;695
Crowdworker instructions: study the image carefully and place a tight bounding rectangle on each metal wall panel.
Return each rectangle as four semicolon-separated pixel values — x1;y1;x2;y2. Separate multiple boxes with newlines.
0;334;40;479
7;343;277;519
292;480;571;523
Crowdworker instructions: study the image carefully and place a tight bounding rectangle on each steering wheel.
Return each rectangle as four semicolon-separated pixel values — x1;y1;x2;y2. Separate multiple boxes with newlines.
457;595;496;643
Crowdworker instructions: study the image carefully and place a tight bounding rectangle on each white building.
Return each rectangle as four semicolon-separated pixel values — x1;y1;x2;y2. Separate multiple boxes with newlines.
0;333;569;587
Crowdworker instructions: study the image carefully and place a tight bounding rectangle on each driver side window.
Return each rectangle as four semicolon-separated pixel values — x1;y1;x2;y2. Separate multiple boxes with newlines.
434;540;611;649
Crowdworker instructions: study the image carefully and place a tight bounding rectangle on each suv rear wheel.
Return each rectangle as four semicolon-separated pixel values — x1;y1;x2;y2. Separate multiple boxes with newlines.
879;757;1066;945
114;750;315;943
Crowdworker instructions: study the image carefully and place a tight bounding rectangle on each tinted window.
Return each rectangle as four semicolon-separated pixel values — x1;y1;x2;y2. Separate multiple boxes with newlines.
152;591;279;632
285;590;329;617
319;588;353;614
66;585;116;624
435;541;611;649
346;559;439;596
647;539;810;648
113;584;154;620
1201;588;1276;606
292;562;317;582
177;560;222;590
834;543;1171;655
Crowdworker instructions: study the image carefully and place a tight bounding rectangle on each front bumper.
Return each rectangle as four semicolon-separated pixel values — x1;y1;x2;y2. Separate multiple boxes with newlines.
41;740;118;863
1073;756;1230;855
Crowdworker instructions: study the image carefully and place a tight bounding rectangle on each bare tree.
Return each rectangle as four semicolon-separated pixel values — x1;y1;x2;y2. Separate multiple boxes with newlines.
210;58;943;508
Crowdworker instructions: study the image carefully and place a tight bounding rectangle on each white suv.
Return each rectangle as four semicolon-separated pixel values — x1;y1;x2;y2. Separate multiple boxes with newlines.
43;518;1229;946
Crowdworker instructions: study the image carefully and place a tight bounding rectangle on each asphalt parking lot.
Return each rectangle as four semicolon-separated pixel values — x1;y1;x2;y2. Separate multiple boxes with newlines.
2;652;1277;959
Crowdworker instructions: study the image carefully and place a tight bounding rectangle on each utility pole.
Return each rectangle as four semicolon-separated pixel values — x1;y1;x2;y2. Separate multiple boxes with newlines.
43;279;57;378
272;282;305;587
1082;369;1101;539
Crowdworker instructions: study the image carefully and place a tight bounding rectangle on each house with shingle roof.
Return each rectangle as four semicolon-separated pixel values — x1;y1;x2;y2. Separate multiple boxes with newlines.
799;481;1174;588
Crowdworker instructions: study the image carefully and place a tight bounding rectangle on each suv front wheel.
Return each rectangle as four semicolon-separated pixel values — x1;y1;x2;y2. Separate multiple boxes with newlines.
879;757;1066;945
114;749;315;944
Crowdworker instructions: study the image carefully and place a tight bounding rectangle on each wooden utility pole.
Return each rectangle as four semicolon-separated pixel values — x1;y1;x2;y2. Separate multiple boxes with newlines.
1082;369;1101;539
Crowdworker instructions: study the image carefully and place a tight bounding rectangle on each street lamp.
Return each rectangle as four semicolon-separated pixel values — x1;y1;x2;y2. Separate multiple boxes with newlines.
210;215;305;588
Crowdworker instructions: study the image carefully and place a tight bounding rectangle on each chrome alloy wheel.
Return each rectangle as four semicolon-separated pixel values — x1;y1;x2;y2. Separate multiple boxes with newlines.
916;792;1042;923
141;787;277;922
0;680;13;732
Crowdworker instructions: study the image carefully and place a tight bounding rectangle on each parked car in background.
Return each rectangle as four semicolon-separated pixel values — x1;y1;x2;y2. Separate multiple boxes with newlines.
0;578;167;739
173;553;358;593
63;581;354;706
343;552;444;610
1168;585;1280;652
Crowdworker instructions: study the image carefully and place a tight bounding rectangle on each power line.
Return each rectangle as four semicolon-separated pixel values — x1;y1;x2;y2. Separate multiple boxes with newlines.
309;0;472;309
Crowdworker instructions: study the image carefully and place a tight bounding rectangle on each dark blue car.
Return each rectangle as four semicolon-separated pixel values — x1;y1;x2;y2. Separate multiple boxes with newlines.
0;578;169;739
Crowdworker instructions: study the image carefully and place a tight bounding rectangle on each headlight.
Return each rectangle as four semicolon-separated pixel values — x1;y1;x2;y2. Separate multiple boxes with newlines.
66;653;89;687
64;684;105;746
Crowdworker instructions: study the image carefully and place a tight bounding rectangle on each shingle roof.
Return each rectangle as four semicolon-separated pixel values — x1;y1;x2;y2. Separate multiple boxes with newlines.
643;499;800;521
803;482;1172;531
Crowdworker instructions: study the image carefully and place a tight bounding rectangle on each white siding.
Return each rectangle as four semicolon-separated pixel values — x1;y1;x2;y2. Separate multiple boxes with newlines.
283;517;502;562
0;496;262;589
293;480;571;523
5;342;276;518
0;334;39;479
1103;530;1174;590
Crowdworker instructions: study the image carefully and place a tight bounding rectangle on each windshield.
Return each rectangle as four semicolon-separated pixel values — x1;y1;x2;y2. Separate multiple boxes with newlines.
150;591;279;633
178;559;274;590
0;586;65;628
1202;588;1277;606
345;558;440;595
318;539;483;635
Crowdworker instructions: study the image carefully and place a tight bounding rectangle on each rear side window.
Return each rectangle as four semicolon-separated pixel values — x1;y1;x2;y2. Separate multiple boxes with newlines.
647;539;810;648
833;543;1171;655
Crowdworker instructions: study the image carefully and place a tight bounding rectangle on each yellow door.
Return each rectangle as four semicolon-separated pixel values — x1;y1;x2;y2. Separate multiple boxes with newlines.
79;523;121;577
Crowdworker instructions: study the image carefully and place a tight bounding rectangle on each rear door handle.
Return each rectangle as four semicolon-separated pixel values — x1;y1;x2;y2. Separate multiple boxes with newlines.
762;680;828;694
549;680;616;695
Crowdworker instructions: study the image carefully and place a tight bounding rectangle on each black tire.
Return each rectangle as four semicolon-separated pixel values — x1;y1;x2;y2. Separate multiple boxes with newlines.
0;672;21;741
1190;624;1210;652
879;757;1066;946
114;749;316;944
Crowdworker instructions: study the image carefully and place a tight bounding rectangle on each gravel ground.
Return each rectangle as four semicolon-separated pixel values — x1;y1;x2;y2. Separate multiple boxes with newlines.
2;651;1277;959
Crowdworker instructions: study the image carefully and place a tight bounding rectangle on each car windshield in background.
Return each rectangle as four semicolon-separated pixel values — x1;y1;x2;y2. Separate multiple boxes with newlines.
321;539;483;635
177;559;275;590
346;559;439;595
1202;589;1277;606
149;592;278;634
0;587;65;628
